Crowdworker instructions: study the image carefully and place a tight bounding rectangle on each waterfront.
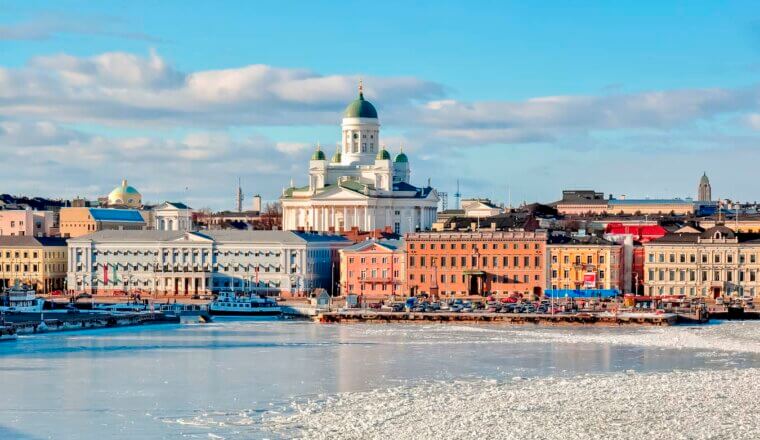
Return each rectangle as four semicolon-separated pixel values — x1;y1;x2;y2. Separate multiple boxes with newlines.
2;321;760;439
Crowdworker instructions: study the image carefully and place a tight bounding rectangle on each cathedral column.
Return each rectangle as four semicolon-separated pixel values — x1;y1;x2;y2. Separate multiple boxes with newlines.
343;207;348;231
354;206;358;229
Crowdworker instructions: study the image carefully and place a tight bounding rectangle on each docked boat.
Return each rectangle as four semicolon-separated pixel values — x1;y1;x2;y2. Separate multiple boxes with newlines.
209;291;281;316
0;325;17;342
0;282;44;313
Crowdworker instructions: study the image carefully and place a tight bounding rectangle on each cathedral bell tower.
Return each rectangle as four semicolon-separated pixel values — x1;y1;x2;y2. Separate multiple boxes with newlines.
340;80;380;166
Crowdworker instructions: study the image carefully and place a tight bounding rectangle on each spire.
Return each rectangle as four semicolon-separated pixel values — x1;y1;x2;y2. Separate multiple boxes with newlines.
358;78;364;100
122;178;127;188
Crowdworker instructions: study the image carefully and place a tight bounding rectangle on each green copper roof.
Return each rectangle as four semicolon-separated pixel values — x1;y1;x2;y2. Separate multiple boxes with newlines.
376;149;391;160
344;91;378;119
311;148;326;161
331;149;342;163
394;151;408;163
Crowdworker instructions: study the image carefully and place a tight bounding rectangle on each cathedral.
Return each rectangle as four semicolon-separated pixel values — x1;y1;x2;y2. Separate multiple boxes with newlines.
281;83;439;234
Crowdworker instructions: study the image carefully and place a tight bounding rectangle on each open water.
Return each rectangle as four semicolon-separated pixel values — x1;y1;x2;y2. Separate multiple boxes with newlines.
2;319;760;439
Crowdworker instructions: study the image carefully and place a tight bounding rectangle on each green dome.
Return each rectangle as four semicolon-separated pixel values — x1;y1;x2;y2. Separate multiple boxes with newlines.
344;91;378;119
311;148;326;161
331;149;342;163
376;149;391;160
394;151;408;163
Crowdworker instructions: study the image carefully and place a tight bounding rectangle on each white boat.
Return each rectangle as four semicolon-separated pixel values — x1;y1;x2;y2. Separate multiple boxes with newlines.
1;282;44;313
0;325;17;342
209;290;281;316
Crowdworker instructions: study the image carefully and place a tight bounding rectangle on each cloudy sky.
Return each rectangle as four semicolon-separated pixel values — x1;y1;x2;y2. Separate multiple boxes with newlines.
1;1;759;209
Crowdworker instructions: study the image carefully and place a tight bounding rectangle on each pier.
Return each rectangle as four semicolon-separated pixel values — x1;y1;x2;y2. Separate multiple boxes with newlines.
1;311;180;335
316;310;678;326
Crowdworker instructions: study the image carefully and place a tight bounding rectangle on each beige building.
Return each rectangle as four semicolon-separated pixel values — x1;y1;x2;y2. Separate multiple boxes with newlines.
0;236;68;293
699;218;760;234
643;225;760;298
59;207;147;238
547;235;623;291
0;209;57;237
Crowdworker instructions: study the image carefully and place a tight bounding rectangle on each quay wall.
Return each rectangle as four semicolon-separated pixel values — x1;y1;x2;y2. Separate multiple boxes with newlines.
316;311;678;326
7;313;180;335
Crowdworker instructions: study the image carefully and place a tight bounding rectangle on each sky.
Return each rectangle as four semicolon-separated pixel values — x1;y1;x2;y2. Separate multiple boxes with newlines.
1;1;759;210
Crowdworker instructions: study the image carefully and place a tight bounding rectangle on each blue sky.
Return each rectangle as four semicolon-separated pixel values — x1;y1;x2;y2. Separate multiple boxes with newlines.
1;1;759;209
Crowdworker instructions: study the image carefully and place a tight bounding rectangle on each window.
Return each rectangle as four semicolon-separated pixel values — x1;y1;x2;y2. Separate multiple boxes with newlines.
599;270;605;279
599;255;605;264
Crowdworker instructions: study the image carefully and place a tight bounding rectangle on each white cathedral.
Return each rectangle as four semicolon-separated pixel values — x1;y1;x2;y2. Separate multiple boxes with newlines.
281;83;439;234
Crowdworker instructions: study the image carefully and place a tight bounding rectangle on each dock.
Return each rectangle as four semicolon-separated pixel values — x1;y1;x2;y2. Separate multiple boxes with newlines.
315;310;678;326
1;311;180;335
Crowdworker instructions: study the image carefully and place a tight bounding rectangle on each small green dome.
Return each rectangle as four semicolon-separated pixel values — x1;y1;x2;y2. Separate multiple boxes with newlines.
331;149;342;163
311;147;326;161
394;151;408;163
376;149;391;160
344;83;378;118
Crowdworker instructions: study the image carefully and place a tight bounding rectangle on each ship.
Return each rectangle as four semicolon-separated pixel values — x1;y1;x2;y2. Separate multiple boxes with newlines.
0;282;44;313
209;290;281;316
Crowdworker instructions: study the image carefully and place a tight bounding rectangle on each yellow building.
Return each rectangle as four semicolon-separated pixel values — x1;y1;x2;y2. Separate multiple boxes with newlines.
643;225;760;298
0;236;68;293
548;235;623;291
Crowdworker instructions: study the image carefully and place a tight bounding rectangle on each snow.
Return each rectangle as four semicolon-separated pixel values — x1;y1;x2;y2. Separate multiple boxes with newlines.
263;368;760;439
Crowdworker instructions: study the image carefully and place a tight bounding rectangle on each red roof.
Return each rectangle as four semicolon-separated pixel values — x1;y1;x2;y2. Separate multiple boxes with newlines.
606;223;667;242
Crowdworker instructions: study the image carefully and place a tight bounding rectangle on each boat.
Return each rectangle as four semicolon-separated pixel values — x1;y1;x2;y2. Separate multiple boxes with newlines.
0;325;17;342
209;290;281;316
0;282;44;313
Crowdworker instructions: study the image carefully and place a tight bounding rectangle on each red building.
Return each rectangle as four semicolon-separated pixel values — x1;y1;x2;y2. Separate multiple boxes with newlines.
605;223;667;294
405;230;547;298
339;239;405;299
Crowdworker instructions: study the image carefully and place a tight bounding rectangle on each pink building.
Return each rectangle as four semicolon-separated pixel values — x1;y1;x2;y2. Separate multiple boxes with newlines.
339;239;405;299
0;210;57;237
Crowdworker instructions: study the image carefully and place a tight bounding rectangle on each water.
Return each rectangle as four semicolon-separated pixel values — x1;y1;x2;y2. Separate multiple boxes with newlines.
2;320;760;439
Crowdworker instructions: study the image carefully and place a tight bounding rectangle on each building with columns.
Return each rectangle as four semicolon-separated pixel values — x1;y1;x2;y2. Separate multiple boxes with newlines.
66;230;349;297
153;202;193;231
281;83;439;234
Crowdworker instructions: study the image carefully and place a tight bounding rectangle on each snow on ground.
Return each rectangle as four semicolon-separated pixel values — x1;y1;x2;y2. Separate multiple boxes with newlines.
355;321;760;354
263;368;760;440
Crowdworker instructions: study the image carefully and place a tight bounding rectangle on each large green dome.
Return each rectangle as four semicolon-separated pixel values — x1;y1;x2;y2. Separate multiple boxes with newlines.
344;91;378;119
376;149;391;160
394;150;408;163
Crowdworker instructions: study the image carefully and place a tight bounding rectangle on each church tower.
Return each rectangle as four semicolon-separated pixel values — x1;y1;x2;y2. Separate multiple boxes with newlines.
698;172;712;202
340;80;380;165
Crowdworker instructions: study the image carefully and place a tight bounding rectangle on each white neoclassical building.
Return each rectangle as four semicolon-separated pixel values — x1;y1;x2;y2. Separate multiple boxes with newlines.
67;230;350;297
281;83;439;234
152;202;193;231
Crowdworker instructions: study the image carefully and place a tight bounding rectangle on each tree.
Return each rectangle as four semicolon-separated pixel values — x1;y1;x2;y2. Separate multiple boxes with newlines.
254;202;283;230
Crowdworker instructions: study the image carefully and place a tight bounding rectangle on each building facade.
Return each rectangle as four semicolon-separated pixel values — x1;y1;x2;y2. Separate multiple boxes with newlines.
405;230;547;297
0;236;68;293
339;239;405;298
554;190;695;216
0;209;57;237
547;235;623;292
66;230;349;297
643;225;760;298
60;208;147;238
153;202;193;231
281;84;439;234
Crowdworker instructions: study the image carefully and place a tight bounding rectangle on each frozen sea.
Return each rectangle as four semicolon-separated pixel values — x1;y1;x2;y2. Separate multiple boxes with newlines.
2;319;760;439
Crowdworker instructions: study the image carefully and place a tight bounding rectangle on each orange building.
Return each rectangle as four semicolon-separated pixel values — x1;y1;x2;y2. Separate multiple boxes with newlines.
405;230;547;298
339;239;405;298
59;207;147;238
